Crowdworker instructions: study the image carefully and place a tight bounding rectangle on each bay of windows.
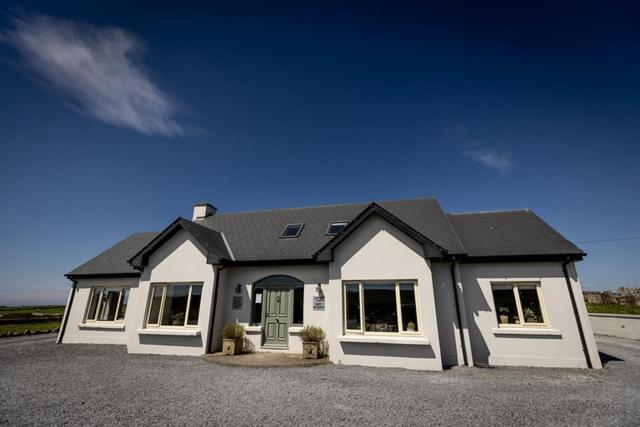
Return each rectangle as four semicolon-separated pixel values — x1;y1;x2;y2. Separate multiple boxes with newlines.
492;283;546;327
85;287;130;322
344;281;420;334
146;283;203;327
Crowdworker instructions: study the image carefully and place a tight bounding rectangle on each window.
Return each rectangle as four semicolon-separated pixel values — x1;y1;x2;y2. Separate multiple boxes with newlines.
326;221;348;236
343;281;420;334
492;283;546;327
280;223;303;238
85;287;130;322
293;284;304;325
146;283;203;328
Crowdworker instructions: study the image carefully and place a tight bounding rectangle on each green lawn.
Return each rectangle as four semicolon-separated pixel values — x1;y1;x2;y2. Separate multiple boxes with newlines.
586;302;640;315
0;305;64;336
0;321;62;335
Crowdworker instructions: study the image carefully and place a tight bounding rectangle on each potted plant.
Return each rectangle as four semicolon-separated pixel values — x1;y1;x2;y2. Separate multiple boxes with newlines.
407;321;416;332
299;326;325;359
498;307;510;324
523;307;537;323
222;322;245;355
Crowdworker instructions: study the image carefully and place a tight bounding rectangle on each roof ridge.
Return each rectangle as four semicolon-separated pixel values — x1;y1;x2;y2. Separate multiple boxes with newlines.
448;208;531;216
214;197;437;217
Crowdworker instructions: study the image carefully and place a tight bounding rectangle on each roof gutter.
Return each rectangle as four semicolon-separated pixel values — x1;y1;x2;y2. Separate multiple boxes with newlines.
56;279;77;344
562;260;593;369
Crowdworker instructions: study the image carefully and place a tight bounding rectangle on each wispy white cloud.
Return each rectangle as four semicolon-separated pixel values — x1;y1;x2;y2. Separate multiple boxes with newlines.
443;122;514;174
463;146;513;174
1;14;185;137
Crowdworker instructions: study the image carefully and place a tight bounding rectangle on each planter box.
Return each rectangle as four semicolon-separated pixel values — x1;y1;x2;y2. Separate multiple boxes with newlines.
303;342;319;359
222;338;243;355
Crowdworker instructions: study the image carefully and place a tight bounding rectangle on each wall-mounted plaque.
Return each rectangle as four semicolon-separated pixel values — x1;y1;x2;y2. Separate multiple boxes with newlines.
232;295;243;310
313;296;325;311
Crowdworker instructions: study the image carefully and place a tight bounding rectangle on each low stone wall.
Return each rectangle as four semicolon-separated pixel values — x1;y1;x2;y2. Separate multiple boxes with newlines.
589;313;640;340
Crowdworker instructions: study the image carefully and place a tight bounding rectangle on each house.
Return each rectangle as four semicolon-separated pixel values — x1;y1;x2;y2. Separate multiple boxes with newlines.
58;198;602;370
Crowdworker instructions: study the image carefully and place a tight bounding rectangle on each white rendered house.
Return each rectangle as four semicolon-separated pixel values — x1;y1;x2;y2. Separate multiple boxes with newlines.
58;198;602;370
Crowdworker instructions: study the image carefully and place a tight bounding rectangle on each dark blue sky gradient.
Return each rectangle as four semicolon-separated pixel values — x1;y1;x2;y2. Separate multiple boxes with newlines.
1;1;639;304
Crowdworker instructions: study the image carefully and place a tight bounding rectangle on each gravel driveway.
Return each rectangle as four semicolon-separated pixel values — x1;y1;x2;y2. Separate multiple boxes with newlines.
1;334;638;426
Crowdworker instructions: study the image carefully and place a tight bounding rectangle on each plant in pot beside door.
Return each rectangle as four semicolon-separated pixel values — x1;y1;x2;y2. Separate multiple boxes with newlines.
299;326;325;359
222;323;245;356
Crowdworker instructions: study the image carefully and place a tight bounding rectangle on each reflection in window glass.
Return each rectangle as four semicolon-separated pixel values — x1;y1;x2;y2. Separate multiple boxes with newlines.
364;283;398;333
147;285;163;325
116;288;129;320
86;288;101;320
293;285;304;325
161;284;190;326
97;289;121;321
400;283;418;332
492;287;519;325
345;283;361;330
187;285;202;325
519;286;544;323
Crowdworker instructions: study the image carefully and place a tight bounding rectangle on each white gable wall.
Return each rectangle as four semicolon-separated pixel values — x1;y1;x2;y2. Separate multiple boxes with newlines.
126;229;216;356
327;215;443;370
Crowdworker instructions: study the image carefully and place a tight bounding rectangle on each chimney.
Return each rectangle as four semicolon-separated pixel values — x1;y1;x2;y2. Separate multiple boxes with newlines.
192;202;217;221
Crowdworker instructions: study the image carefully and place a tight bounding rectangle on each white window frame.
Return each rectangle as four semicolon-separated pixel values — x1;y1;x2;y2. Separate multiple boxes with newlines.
145;282;203;328
491;282;548;328
342;280;422;336
84;287;130;323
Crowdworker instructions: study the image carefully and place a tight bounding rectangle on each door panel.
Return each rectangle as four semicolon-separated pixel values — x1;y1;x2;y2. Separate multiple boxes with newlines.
262;287;291;347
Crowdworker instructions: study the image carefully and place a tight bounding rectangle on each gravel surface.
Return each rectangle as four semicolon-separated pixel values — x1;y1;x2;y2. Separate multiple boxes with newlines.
1;335;638;426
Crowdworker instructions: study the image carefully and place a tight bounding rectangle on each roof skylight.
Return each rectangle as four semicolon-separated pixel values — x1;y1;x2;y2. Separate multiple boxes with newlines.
280;223;304;238
326;221;348;236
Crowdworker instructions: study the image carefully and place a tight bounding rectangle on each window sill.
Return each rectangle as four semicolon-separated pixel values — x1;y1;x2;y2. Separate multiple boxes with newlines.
288;326;303;334
245;325;262;333
79;323;125;330
338;334;430;346
492;327;561;337
136;328;201;337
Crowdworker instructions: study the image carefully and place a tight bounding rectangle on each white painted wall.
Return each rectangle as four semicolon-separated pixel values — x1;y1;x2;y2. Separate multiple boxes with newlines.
457;261;601;368
217;265;329;353
61;276;140;345
589;313;640;340
126;230;216;356
327;215;443;370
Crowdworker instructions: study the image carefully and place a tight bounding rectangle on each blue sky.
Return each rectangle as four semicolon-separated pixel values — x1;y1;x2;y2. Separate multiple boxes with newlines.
1;1;639;305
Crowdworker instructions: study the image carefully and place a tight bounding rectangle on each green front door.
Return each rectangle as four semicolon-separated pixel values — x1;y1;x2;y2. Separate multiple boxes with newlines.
262;287;291;347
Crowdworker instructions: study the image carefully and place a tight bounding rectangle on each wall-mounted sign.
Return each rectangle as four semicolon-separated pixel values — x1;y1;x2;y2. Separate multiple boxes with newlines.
232;295;243;310
313;296;325;311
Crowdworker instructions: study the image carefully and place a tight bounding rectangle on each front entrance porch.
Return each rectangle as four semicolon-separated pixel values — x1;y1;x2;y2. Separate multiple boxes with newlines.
252;275;305;350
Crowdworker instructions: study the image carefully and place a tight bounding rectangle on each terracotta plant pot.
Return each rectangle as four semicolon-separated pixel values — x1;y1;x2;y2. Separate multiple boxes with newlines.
222;338;243;355
303;342;319;359
499;315;509;324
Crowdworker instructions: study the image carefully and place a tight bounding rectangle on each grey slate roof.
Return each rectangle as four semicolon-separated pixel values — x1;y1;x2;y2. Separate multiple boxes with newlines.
67;198;585;277
67;232;159;277
128;218;231;269
447;210;585;258
197;198;466;261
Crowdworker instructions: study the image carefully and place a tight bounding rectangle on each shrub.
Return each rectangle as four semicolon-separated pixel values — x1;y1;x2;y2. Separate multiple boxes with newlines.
222;322;245;340
299;325;325;343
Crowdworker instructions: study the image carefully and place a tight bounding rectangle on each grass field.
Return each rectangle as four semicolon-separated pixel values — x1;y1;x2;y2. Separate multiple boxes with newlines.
586;302;640;315
0;306;64;336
